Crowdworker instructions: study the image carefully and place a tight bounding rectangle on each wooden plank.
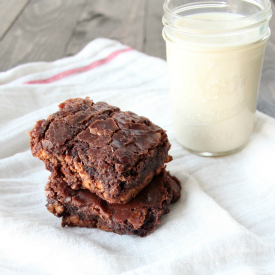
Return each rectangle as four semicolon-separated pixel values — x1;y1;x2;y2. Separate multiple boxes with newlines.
257;0;275;117
143;0;166;60
65;0;146;56
0;0;85;71
0;0;29;40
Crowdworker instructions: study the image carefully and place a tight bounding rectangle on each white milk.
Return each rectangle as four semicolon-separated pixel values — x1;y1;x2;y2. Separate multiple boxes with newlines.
166;12;266;155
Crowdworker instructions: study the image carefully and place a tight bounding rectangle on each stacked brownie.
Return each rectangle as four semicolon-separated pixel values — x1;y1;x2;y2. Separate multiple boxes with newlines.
29;97;181;237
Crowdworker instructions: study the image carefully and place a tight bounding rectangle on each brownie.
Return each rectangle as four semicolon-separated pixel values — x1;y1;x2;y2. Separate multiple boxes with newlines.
29;97;172;204
45;169;181;237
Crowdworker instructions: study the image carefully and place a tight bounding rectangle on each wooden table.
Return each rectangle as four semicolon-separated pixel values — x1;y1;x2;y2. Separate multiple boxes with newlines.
1;0;274;117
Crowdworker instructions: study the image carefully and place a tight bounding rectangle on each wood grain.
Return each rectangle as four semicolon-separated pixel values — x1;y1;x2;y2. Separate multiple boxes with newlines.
143;0;166;59
257;0;275;117
65;0;146;56
0;0;84;71
0;0;29;40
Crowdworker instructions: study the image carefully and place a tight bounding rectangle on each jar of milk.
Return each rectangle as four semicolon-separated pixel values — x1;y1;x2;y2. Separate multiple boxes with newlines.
163;0;272;156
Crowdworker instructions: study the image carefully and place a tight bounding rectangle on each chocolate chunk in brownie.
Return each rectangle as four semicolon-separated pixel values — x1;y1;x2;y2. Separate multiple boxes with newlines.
45;169;181;237
29;97;172;204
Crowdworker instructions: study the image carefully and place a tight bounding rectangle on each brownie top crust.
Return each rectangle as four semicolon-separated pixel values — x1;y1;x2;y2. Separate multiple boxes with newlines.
29;97;169;174
46;169;181;231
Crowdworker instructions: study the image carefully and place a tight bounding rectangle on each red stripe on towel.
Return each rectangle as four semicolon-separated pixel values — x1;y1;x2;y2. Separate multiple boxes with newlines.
24;47;132;84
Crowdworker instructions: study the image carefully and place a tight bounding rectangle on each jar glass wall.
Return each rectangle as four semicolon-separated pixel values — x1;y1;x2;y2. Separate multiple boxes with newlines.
163;0;272;156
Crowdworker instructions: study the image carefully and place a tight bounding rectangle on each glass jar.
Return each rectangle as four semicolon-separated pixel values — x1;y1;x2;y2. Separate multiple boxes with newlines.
163;0;272;156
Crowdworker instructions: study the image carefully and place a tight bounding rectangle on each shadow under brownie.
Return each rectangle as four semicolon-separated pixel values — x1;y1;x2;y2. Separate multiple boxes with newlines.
29;97;171;204
46;169;181;237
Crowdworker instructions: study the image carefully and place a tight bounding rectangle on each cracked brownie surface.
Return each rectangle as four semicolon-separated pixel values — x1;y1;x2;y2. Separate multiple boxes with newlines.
29;97;171;204
46;169;181;237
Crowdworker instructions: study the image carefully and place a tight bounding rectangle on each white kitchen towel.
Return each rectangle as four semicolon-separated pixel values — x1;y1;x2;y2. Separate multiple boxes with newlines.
0;38;274;275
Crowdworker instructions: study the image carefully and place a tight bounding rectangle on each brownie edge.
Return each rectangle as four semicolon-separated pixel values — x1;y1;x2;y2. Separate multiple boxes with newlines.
45;169;181;237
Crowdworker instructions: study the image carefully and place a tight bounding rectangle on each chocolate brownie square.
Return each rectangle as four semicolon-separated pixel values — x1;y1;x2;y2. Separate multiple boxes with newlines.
45;169;181;237
29;98;172;204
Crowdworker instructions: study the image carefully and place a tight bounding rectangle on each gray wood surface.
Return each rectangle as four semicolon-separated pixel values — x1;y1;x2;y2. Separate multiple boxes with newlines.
0;0;29;40
144;0;166;58
258;1;275;117
0;0;84;70
65;0;146;56
0;0;274;118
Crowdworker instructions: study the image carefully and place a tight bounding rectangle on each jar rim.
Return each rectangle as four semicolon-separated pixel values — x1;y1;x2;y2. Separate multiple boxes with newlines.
163;0;272;31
